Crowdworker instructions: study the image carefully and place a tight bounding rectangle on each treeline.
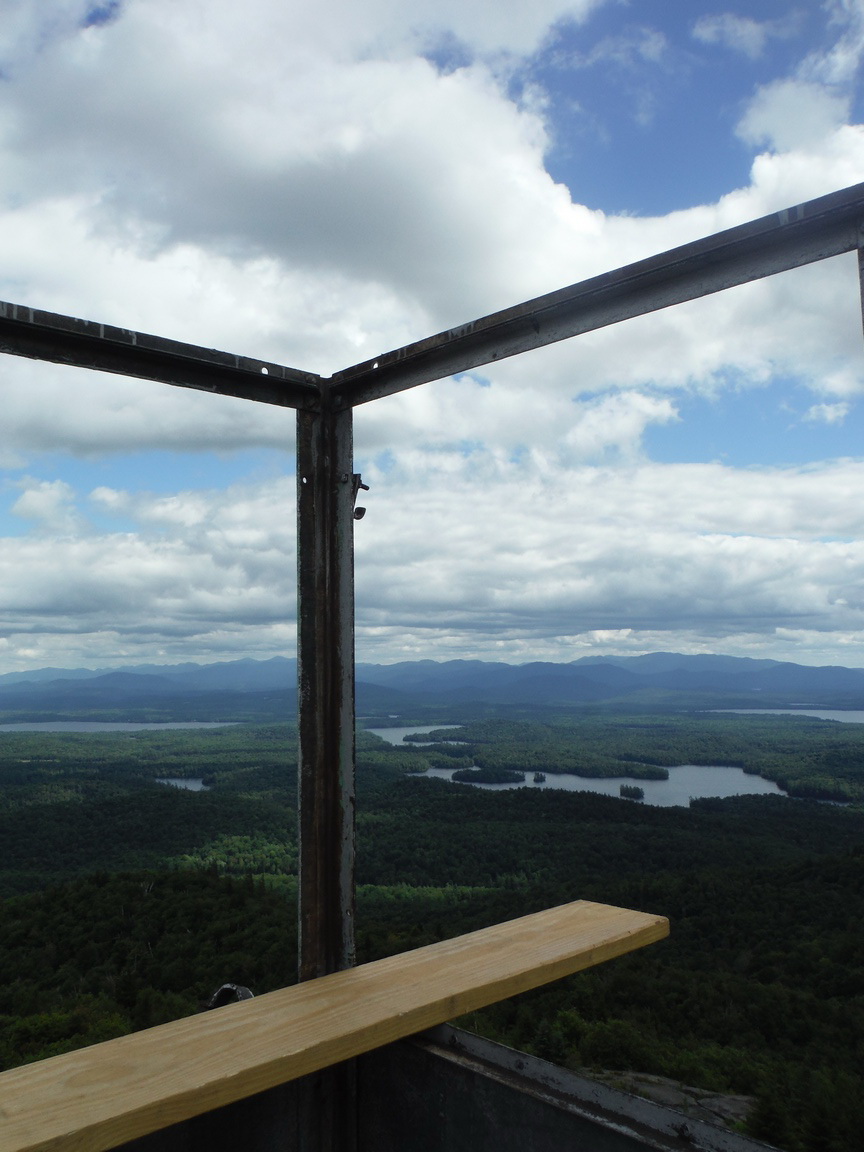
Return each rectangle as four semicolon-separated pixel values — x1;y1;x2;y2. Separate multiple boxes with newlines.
1;718;864;1150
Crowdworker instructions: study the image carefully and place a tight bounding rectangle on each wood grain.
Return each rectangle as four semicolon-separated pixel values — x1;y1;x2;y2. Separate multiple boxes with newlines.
0;899;668;1152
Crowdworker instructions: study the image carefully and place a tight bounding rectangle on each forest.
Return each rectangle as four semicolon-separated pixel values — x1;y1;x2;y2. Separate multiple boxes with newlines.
0;710;862;1152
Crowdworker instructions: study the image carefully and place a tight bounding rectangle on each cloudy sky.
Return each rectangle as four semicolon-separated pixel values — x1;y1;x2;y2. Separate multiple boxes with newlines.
2;0;864;671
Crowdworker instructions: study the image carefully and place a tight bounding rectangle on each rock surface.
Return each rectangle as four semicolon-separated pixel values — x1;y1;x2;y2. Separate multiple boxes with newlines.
582;1070;754;1129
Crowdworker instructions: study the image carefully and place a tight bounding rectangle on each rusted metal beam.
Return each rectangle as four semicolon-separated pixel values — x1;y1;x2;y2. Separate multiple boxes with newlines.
329;181;864;407
0;300;322;409
296;403;356;983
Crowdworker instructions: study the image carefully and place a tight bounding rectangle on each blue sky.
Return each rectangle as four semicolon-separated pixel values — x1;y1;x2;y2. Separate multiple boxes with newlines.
535;1;838;213
1;0;864;669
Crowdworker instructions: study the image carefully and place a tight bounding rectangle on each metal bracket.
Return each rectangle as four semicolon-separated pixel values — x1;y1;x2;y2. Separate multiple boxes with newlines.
352;474;370;520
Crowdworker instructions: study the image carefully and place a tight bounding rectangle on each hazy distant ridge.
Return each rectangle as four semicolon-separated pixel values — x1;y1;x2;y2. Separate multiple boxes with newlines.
1;652;864;712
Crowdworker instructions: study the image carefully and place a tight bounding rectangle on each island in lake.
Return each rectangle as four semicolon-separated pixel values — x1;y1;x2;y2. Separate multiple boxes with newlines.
620;783;645;800
451;767;525;784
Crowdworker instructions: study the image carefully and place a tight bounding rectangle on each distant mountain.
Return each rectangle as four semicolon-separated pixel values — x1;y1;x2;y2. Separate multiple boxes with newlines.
0;657;297;692
354;652;864;707
1;652;864;717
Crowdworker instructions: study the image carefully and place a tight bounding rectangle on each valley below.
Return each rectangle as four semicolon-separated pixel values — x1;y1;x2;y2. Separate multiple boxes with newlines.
0;654;863;1151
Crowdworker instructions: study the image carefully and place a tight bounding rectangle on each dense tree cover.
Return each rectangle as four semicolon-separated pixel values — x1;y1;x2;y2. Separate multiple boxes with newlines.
1;715;864;1150
0;871;296;1066
620;784;644;799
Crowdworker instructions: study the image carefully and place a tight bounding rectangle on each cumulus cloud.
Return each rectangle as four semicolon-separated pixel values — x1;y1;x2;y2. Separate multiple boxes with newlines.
4;455;864;668
735;1;864;152
0;476;297;665
737;79;851;151
352;453;864;661
10;477;80;534
1;1;864;667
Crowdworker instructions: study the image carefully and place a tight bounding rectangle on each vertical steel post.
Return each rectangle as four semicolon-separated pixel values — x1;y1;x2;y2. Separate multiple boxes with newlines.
296;400;356;982
296;400;357;1152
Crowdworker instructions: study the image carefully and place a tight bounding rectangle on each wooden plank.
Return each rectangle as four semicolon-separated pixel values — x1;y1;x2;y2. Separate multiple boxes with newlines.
0;900;667;1152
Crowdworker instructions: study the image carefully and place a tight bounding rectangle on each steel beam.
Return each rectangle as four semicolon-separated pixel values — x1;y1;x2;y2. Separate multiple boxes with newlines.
329;180;864;407
296;403;356;983
295;401;357;1152
0;300;322;409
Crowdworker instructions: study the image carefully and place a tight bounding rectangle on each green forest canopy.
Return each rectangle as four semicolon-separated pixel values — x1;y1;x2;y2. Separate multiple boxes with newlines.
0;710;862;1152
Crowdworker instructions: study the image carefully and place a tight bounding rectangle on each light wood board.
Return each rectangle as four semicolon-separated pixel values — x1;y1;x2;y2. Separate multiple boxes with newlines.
0;899;668;1152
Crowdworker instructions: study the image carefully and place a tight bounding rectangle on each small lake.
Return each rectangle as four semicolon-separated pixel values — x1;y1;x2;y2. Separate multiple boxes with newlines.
366;725;462;745
367;725;786;807
155;778;210;791
712;709;864;724
0;721;236;733
415;764;785;807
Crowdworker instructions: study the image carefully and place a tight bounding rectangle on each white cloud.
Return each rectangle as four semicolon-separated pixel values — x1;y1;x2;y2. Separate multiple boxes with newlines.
737;79;851;152
1;0;864;668
692;13;793;60
4;455;864;669
351;453;864;663
0;475;298;664
735;1;864;152
10;477;80;534
804;401;850;424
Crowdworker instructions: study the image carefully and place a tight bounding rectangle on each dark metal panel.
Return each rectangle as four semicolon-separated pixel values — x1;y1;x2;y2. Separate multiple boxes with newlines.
296;405;357;982
359;1027;776;1152
330;181;864;407
114;1082;299;1152
0;300;322;409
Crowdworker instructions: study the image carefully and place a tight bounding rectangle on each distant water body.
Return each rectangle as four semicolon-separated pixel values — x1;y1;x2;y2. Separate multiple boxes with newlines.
366;725;786;808
0;721;236;732
712;709;864;724
155;778;210;791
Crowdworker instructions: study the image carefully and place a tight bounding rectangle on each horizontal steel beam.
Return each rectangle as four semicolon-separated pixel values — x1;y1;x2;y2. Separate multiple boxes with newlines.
5;182;864;413
330;181;864;407
0;301;323;409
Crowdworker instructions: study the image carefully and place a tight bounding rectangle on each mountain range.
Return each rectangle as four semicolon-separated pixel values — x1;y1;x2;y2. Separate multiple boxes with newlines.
1;652;864;718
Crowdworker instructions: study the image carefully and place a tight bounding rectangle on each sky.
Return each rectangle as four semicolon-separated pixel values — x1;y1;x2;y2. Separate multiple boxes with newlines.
2;1;864;670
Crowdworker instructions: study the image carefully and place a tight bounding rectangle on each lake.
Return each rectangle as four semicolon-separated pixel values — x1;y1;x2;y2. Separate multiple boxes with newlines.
0;721;236;733
367;725;787;807
415;763;785;807
365;725;462;744
712;709;864;724
155;778;210;791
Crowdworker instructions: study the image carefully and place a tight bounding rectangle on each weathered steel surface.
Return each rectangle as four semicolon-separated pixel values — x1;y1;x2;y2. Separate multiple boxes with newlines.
296;405;356;982
295;403;358;1152
5;183;864;414
330;181;864;406
0;300;322;409
359;1027;776;1152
